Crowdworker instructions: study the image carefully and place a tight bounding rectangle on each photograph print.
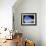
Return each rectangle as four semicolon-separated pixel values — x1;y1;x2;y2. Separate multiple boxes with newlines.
21;13;37;25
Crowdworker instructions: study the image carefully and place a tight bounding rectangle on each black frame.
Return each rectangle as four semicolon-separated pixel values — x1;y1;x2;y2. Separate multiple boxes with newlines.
21;13;37;26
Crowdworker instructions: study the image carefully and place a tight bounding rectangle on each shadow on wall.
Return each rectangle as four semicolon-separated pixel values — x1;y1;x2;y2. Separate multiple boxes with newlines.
12;0;23;10
12;0;24;31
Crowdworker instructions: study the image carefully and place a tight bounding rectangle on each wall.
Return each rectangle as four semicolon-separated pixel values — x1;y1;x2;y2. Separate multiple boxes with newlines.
13;0;41;46
0;0;16;30
40;0;46;46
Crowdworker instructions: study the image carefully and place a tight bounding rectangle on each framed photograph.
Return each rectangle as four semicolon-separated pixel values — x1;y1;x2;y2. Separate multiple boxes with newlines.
21;13;37;25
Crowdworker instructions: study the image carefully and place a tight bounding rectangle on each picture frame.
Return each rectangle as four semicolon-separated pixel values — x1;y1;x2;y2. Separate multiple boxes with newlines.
21;13;37;26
